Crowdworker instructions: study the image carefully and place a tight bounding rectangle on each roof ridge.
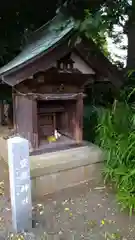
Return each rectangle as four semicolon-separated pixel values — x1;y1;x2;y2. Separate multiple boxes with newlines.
0;10;75;77
27;14;60;44
26;2;70;45
25;12;75;47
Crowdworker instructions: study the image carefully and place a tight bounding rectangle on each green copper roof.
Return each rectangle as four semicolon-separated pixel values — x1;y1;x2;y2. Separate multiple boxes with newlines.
0;12;75;76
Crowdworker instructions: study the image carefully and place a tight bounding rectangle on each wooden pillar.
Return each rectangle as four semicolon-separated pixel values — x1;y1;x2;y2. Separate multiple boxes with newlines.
74;93;83;143
0;103;3;124
61;111;68;131
32;100;38;149
1;101;5;125
53;112;56;132
12;90;17;132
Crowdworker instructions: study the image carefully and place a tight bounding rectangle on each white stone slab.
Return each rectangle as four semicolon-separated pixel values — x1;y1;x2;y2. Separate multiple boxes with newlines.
7;136;32;233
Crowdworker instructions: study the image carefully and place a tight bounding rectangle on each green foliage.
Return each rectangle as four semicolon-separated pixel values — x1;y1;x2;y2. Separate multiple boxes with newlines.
77;9;110;57
83;105;98;142
96;97;135;215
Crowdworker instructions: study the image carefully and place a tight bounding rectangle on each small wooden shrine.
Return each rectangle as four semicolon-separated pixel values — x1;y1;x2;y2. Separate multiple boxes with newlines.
0;11;122;153
12;57;92;151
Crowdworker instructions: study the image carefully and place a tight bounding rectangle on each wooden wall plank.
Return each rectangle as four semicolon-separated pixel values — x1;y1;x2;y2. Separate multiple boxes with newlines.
14;94;35;149
74;94;83;143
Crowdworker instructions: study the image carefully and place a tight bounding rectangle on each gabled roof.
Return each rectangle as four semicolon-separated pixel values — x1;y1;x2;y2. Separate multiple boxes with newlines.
0;10;123;88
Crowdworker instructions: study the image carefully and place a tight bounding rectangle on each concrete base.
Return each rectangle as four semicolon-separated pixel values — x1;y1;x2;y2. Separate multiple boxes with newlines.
30;144;103;199
0;135;103;199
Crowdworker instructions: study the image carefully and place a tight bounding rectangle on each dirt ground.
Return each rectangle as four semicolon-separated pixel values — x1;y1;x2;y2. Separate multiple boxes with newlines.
0;157;135;240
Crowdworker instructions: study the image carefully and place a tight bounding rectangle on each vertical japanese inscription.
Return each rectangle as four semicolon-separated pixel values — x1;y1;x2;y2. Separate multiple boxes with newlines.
7;137;32;233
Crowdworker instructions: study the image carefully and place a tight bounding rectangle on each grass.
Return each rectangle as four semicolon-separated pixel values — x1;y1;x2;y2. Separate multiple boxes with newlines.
96;98;135;215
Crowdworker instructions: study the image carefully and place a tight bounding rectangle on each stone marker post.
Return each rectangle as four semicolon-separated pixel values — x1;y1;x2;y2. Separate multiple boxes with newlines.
7;136;32;233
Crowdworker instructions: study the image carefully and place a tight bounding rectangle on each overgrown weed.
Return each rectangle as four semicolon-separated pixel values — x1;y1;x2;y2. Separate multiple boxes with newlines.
96;97;135;216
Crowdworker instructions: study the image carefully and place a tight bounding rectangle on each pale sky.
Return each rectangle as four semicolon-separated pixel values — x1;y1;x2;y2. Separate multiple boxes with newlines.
107;25;127;66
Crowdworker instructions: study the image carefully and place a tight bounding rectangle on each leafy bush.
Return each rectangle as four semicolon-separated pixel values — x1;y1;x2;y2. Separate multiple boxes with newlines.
96;99;135;215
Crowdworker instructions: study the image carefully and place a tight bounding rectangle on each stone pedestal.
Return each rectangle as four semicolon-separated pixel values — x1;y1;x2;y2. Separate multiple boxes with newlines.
0;136;103;200
30;144;103;199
